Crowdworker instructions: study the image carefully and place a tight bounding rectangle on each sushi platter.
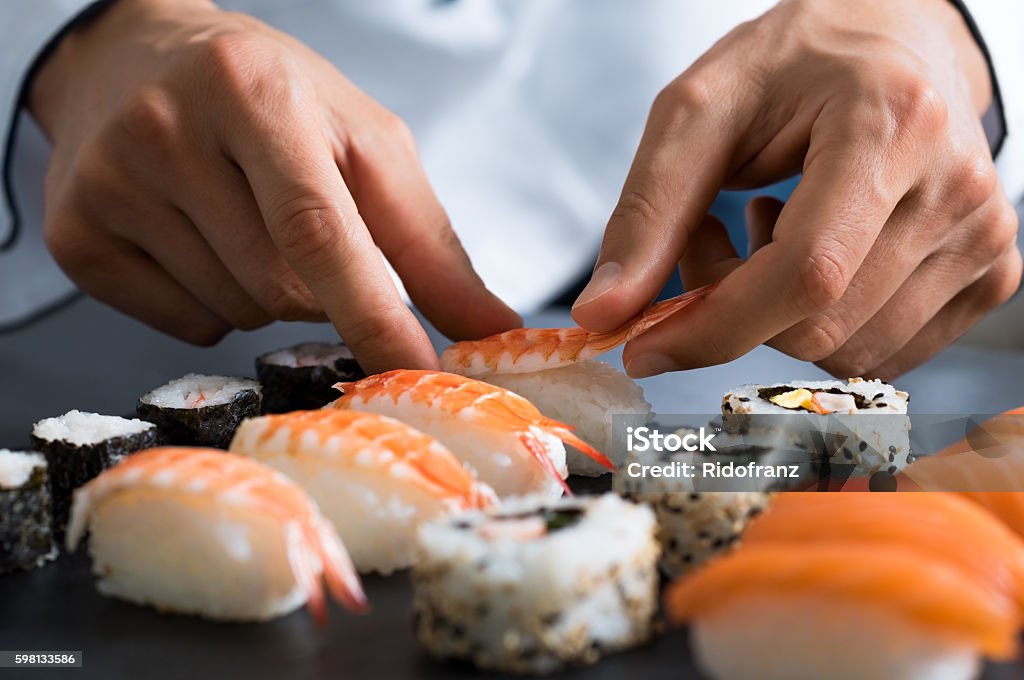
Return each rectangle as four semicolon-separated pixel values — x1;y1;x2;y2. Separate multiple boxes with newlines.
5;300;1024;680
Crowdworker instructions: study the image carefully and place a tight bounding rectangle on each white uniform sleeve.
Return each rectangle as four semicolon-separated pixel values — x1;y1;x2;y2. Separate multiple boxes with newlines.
960;0;1024;205
0;0;107;251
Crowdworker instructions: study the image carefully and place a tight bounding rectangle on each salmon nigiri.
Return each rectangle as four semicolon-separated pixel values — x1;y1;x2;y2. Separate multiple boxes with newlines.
743;492;1024;611
230;409;496;574
896;407;1024;536
666;544;1019;680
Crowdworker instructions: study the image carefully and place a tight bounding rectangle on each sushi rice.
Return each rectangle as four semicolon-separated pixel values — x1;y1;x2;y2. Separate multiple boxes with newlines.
31;410;157;542
256;341;365;413
137;374;261;449
484;359;651;476
412;493;659;674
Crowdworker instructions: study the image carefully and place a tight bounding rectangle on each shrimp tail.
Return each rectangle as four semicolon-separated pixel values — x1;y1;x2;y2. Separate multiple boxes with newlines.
311;520;369;615
518;432;572;496
287;522;328;627
623;283;715;343
550;426;615;471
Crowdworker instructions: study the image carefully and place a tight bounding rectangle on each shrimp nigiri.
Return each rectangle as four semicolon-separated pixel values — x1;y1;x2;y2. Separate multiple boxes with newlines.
743;492;1024;611
436;286;712;477
229;410;496;573
330;370;613;497
66;447;366;624
440;284;714;377
666;544;1019;680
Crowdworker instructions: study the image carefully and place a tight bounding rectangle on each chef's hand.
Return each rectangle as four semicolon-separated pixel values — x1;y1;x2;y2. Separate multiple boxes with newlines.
572;0;1021;380
29;0;519;373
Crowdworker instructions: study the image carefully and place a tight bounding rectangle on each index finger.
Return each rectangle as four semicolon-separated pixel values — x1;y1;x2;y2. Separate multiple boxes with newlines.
224;119;439;374
622;143;910;377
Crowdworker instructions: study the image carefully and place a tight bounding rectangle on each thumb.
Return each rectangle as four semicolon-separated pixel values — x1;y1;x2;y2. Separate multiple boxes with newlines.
571;84;736;333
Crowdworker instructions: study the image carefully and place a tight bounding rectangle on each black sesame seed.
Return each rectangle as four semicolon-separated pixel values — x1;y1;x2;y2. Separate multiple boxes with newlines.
876;402;887;408
888;445;897;453
887;465;897;474
889;452;895;463
858;441;868;452
738;396;751;402
689;493;701;501
873;392;884;400
843;448;853;460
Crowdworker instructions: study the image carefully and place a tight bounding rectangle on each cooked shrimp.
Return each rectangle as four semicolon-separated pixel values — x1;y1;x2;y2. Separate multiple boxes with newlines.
230;410;497;573
67;447;366;624
440;284;714;377
330;370;614;497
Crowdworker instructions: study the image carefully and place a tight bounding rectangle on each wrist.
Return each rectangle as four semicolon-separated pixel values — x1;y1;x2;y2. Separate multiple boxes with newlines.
27;0;217;140
932;0;992;115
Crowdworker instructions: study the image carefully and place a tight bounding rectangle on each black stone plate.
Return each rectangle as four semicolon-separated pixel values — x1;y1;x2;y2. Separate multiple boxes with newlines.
2;477;1023;680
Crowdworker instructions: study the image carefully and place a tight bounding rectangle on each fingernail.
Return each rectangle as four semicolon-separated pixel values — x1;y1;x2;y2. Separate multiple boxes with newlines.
572;262;622;311
625;352;677;378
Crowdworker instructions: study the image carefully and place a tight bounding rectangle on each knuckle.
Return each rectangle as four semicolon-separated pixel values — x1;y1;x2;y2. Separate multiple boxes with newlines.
795;245;850;312
193;31;285;111
271;199;346;270
196;31;264;78
379;109;417;153
972;199;1020;261
981;249;1023;309
883;71;947;140
818;344;877;379
260;281;322;321
654;76;714;117
342;308;404;352
119;88;180;147
44;219;88;273
612;184;662;232
946;152;998;214
780;315;848;363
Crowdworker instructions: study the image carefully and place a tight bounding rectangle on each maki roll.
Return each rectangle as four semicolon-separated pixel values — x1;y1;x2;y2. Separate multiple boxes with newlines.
31;411;157;542
137;374;261;449
412;493;658;674
484;359;652;477
0;450;56;574
616;424;779;576
628;489;771;579
722;378;911;475
256;342;365;413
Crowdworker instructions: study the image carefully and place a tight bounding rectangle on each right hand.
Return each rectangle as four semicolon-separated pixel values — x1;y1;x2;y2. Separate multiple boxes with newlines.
28;0;519;372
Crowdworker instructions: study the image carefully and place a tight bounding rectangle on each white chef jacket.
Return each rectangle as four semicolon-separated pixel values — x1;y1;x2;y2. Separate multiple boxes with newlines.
1;0;1022;330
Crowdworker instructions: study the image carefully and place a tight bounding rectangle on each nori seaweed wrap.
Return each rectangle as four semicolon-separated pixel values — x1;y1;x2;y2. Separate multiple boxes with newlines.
30;412;157;544
0;450;57;574
256;342;366;413
137;374;262;449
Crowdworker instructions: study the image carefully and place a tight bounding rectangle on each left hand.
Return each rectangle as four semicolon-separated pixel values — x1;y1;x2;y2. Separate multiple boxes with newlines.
572;0;1021;380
